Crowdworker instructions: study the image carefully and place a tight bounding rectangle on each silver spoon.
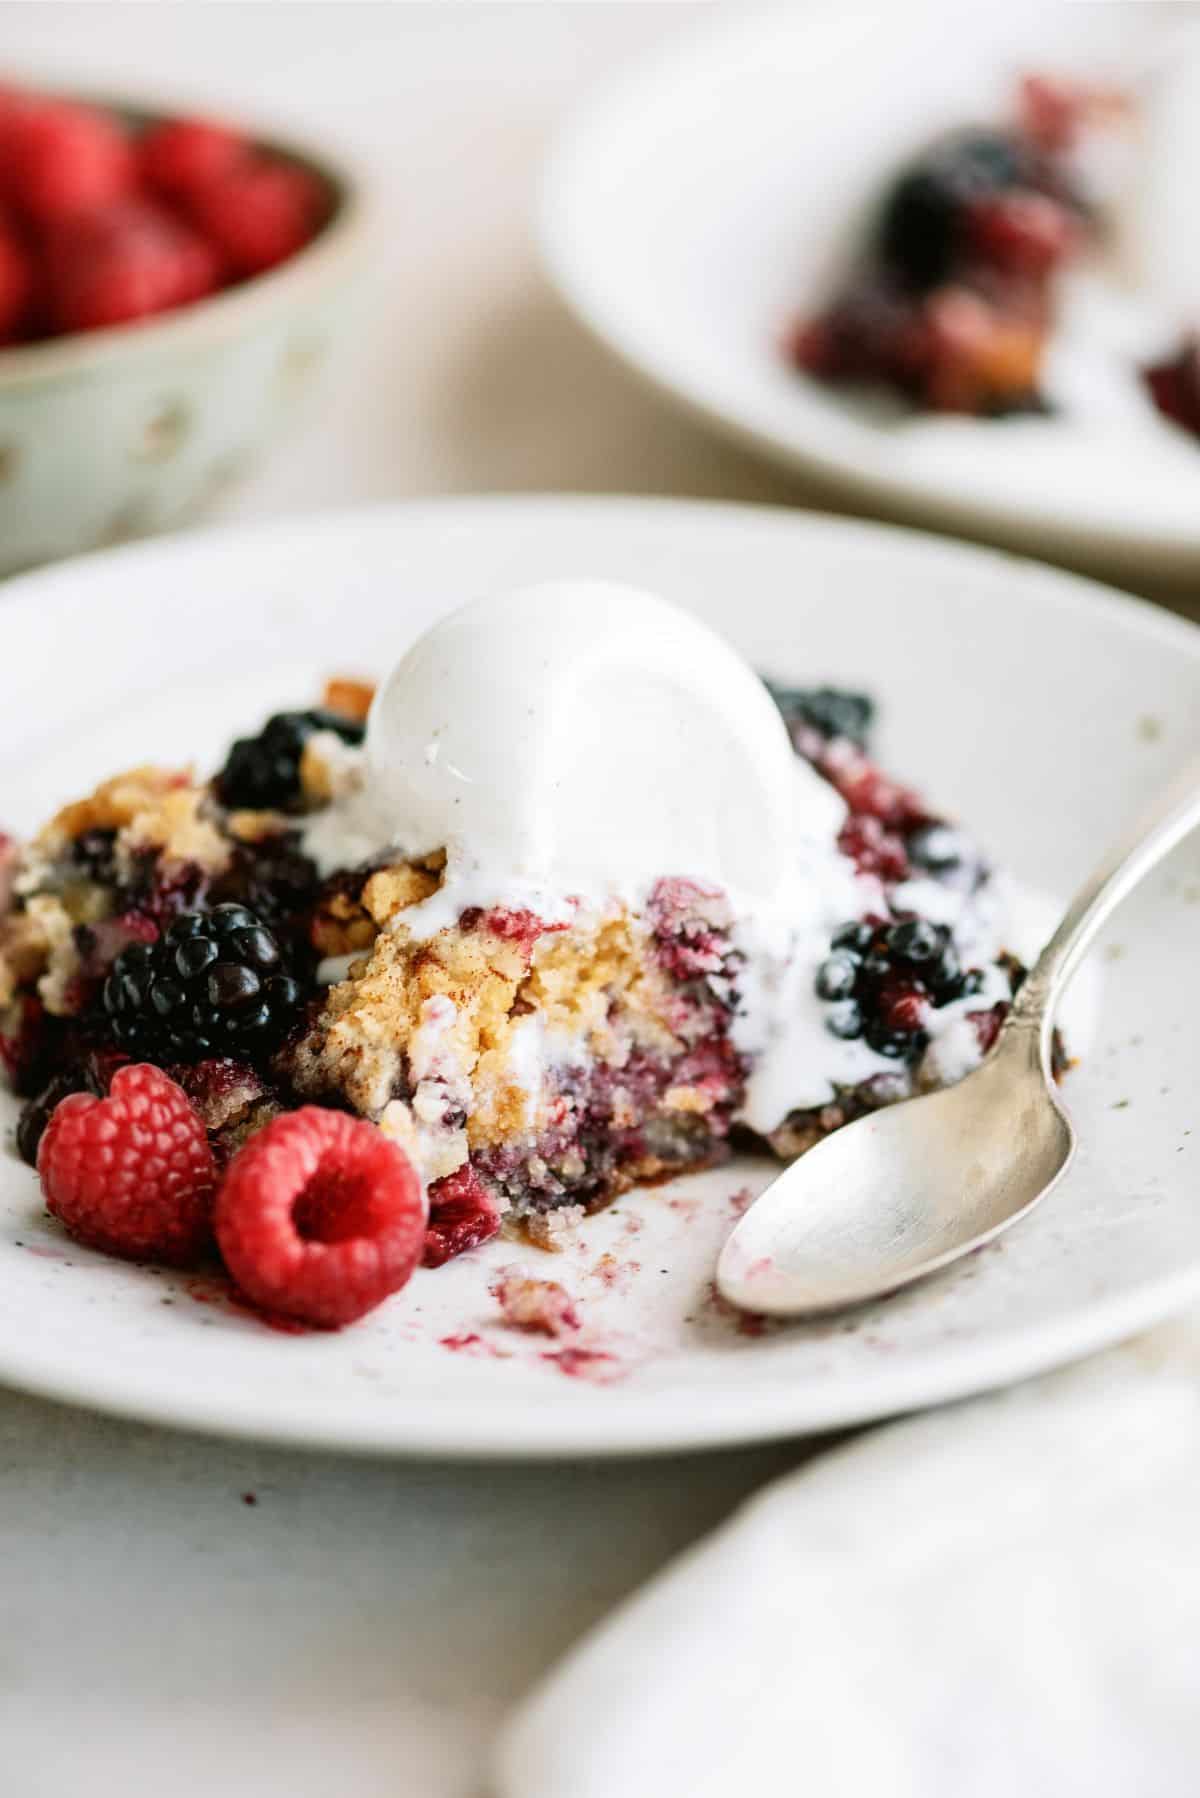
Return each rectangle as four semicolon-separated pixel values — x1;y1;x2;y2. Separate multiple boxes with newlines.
717;760;1200;1318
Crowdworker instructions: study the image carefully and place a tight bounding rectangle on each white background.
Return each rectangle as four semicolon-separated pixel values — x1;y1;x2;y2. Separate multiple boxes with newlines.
0;7;819;1796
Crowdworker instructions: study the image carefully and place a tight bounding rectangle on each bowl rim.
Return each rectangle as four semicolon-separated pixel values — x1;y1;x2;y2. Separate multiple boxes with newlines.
0;86;370;392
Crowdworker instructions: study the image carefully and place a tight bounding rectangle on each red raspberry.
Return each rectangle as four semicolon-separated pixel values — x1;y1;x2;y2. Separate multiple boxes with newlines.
0;87;30;132
820;739;925;829
215;1109;426;1328
38;1064;216;1266
140;116;248;202
44;200;219;332
878;980;930;1035
189;158;326;276
0;224;33;341
424;1164;502;1268
4;99;134;223
837;814;910;883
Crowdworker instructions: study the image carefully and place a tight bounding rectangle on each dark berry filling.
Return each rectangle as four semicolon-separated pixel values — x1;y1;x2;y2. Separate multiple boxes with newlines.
114;850;211;930
455;881;749;1233
815;916;984;1062
103;902;305;1061
423;1164;502;1268
473;1037;743;1223
210;832;321;958
70;827;120;886
216;709;364;812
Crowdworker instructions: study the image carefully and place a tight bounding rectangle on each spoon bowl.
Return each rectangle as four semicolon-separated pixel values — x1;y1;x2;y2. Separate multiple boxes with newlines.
719;1040;1074;1316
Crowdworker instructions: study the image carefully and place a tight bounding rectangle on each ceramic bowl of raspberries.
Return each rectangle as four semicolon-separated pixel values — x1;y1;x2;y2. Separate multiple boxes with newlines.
0;82;364;574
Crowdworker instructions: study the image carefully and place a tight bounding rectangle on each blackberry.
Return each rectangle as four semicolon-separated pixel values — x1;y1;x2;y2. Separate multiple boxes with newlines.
826;999;863;1040
930;943;964;1001
815;951;858;1001
103;903;304;1063
764;681;874;749
16;1070;90;1168
814;914;983;1061
216;709;364;812
885;919;941;965
878;128;1033;288
864;1019;914;1059
831;919;875;956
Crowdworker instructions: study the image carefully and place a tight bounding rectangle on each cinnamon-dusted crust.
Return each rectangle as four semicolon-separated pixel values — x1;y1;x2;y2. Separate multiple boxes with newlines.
31;764;232;881
117;783;229;878
361;859;443;926
290;904;535;1123
518;913;681;1067
310;853;446;960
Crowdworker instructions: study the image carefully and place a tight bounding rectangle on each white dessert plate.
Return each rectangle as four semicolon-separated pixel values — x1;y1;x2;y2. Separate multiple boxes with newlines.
540;6;1200;580
1;496;1198;1457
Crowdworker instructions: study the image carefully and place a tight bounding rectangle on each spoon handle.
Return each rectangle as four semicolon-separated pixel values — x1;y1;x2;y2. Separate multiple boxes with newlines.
1006;757;1200;1066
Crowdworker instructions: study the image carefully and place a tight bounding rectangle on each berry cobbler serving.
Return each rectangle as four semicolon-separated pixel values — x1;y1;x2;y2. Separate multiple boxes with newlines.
789;72;1200;439
0;582;1066;1328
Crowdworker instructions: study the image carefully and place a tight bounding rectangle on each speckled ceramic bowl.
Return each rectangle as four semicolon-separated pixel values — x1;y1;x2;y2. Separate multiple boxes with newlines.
0;106;366;575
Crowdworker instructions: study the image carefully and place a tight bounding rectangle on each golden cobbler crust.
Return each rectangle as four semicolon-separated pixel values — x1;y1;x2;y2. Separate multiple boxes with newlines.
290;911;533;1122
0;766;236;1014
38;766;229;876
289;869;698;1156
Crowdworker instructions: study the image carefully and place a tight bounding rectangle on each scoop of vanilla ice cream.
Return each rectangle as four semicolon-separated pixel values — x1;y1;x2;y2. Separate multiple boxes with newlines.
366;580;836;907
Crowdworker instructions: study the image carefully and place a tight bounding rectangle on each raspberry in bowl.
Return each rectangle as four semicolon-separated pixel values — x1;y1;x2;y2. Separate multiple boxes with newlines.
0;81;364;574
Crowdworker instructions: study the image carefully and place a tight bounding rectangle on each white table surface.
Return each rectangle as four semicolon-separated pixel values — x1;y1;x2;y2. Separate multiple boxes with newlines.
0;7;818;1796
0;6;1193;1795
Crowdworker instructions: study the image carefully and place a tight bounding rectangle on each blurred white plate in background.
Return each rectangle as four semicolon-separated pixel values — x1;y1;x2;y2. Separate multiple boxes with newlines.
0;496;1198;1456
540;6;1200;579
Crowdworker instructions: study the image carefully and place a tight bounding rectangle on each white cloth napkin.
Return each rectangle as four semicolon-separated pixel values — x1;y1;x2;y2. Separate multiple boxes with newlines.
495;1316;1200;1798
